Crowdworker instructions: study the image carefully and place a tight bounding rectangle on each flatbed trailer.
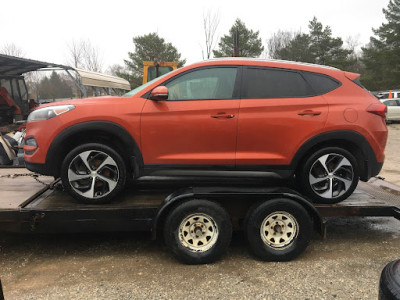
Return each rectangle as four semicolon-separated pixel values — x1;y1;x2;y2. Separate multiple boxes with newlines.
0;172;399;264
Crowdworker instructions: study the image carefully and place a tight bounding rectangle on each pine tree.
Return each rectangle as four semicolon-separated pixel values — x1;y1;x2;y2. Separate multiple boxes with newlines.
308;17;353;68
213;19;264;58
362;0;400;90
38;72;73;100
119;33;186;89
275;17;353;69
277;33;313;63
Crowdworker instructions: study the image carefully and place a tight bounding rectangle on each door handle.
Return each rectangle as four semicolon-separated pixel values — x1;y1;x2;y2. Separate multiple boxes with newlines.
211;113;235;119
298;110;322;116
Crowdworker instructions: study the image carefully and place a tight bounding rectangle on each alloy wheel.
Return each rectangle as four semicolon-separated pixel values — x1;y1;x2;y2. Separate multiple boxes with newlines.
309;153;354;199
67;150;119;199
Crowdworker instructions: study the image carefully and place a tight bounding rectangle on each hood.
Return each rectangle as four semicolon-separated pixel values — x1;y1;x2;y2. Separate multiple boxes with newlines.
36;96;123;109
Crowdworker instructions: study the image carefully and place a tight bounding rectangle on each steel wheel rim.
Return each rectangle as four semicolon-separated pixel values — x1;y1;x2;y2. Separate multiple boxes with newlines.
309;153;354;199
68;150;119;199
178;213;219;252
260;211;298;249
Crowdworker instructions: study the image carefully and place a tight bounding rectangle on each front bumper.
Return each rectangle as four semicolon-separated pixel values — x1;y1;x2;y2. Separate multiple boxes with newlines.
25;161;55;177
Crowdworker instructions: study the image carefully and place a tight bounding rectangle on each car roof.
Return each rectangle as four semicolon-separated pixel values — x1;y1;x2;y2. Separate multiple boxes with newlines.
203;57;339;70
183;57;346;77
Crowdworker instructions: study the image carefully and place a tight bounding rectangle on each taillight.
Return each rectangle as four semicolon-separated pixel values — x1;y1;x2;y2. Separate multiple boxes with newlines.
367;103;387;118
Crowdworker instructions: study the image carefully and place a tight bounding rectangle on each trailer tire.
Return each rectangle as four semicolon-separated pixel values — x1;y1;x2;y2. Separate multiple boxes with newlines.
61;143;126;204
163;200;232;264
379;259;400;300
245;199;312;261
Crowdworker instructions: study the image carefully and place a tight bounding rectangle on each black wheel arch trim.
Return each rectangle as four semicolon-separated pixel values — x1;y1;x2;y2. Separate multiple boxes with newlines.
45;121;143;177
151;186;325;240
291;130;380;181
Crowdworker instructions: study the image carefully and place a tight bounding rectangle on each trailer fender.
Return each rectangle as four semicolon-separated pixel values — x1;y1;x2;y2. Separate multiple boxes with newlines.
151;187;195;239
151;187;325;240
276;193;326;238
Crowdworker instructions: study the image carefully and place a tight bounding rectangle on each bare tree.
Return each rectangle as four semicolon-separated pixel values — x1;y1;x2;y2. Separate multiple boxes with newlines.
344;35;365;73
25;71;44;100
82;41;103;72
106;64;126;76
202;10;220;59
265;30;298;59
67;39;103;72
0;43;25;57
67;40;84;68
345;35;361;57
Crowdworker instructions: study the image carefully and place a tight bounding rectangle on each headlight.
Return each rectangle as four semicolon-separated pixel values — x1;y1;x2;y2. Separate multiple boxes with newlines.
27;105;75;122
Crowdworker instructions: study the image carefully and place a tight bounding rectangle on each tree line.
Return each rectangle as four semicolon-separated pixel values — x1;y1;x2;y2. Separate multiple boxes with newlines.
117;0;400;91
2;0;400;94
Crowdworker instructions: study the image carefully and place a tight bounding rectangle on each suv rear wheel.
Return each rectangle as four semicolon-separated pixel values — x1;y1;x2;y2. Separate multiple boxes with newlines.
61;143;126;204
299;147;359;204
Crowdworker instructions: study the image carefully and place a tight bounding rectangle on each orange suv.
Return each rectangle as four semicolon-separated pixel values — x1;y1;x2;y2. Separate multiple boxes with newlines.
24;59;388;204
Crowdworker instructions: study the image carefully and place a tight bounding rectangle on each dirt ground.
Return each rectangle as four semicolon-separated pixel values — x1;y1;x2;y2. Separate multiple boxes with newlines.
379;123;400;185
0;124;399;300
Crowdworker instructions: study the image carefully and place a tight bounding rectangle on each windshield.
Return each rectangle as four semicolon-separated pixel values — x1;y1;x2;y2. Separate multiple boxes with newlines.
123;72;170;97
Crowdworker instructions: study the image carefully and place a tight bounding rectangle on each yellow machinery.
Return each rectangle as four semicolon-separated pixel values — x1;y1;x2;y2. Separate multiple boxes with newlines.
142;61;178;84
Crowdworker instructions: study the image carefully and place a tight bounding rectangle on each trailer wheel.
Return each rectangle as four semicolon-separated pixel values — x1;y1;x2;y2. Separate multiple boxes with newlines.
245;199;312;261
61;143;126;204
163;200;232;264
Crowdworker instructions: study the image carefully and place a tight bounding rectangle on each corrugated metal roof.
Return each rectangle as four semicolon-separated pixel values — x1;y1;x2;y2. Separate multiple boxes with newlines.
0;54;130;91
0;54;69;76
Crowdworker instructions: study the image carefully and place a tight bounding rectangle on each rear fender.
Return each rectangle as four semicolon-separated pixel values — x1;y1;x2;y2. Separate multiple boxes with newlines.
151;187;325;239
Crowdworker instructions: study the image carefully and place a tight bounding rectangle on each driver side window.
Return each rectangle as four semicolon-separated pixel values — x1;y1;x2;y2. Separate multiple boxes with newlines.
165;67;237;100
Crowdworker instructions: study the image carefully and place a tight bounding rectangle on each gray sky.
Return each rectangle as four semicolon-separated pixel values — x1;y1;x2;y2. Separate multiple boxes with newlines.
1;0;390;71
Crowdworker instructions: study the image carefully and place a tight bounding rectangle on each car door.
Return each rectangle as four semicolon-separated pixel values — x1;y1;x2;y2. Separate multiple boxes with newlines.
384;99;400;121
141;66;240;166
393;100;400;120
236;66;329;167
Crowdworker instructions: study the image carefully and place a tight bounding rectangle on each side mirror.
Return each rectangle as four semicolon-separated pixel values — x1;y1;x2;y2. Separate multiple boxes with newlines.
150;86;168;101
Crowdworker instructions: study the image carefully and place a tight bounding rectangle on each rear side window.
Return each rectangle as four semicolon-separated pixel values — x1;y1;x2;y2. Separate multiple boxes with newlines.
243;67;312;99
384;100;398;106
302;72;340;95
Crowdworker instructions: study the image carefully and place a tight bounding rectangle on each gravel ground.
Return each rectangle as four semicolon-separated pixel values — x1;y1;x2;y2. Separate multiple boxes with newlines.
379;122;400;185
0;217;399;300
0;124;399;300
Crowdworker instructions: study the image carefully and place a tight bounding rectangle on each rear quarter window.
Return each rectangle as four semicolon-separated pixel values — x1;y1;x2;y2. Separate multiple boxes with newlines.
302;72;341;95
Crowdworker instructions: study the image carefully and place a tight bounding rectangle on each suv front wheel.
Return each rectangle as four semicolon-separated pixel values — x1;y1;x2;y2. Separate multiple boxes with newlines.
299;147;359;204
61;143;126;204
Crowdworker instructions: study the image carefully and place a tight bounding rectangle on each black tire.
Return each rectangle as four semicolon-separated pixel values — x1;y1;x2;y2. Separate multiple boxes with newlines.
163;200;232;264
0;143;12;165
379;259;400;300
299;147;359;204
3;135;18;155
245;199;312;261
61;143;126;204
